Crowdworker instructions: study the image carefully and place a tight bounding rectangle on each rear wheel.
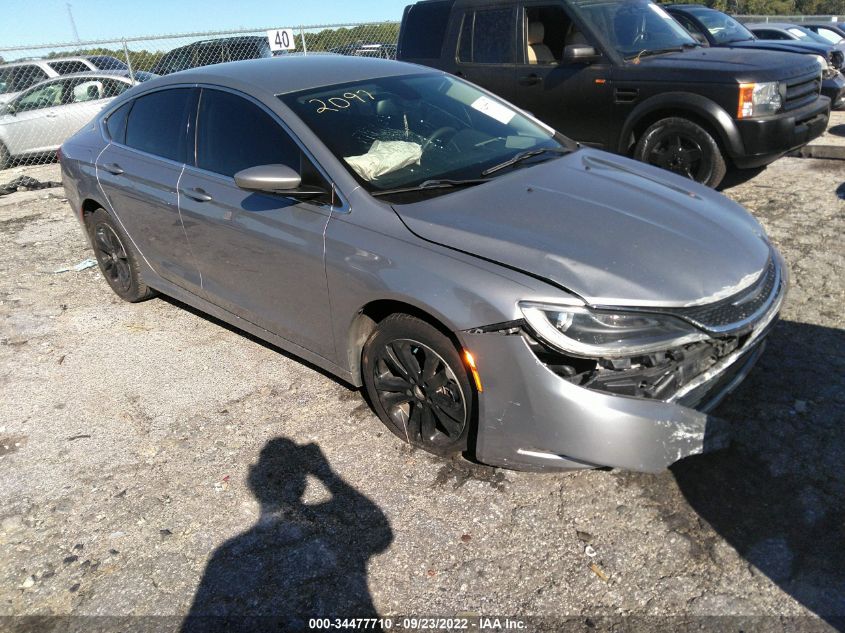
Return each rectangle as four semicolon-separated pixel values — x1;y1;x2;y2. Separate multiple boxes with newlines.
87;208;155;302
634;117;726;188
362;314;473;457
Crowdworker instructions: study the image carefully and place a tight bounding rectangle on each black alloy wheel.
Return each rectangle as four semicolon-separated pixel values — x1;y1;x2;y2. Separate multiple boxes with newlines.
94;223;132;294
635;117;727;188
362;315;473;457
87;207;155;302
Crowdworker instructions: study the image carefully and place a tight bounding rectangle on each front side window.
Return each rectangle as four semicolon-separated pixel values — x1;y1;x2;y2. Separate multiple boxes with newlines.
125;88;193;161
280;73;567;196
16;80;66;111
569;0;697;58
0;65;48;94
48;60;91;75
195;89;300;177
457;8;515;64
88;56;129;71
754;29;787;40
400;0;453;59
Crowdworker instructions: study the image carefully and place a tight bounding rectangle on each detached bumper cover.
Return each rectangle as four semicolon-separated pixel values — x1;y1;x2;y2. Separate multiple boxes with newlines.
465;263;787;473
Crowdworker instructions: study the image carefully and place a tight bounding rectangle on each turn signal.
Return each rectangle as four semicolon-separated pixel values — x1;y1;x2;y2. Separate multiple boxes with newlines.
464;351;483;393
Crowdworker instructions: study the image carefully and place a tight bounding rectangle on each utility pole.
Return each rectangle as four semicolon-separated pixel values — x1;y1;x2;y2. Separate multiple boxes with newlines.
66;3;81;43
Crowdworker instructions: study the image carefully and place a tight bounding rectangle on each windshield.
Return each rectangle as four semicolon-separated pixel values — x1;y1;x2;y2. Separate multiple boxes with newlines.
692;9;755;44
569;0;697;58
280;73;569;195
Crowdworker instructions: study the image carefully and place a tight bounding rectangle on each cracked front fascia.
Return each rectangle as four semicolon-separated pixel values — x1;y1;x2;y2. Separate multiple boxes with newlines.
681;266;765;308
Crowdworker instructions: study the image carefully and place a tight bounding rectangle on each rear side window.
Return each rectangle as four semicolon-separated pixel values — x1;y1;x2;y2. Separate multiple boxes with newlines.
125;88;193;162
400;1;454;59
106;101;132;143
457;8;515;64
195;89;300;177
0;65;48;94
48;60;91;74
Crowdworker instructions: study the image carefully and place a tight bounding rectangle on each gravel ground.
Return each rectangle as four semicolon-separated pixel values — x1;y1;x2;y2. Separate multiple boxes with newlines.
0;158;843;632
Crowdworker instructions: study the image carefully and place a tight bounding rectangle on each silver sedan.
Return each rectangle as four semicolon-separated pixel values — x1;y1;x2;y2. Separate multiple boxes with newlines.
59;57;786;472
0;70;153;169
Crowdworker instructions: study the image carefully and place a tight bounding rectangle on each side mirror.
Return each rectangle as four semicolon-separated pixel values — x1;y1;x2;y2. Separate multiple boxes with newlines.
562;44;600;65
234;164;327;199
4;103;17;116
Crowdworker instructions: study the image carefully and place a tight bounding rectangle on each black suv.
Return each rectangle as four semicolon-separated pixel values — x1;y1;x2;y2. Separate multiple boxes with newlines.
397;0;831;187
150;36;272;75
667;5;845;110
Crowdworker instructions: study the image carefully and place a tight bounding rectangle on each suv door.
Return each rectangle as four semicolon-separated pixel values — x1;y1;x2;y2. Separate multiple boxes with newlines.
453;6;520;104
178;88;335;359
514;1;611;147
96;87;202;292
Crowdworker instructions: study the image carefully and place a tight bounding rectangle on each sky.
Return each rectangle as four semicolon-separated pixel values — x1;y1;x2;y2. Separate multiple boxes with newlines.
0;0;410;51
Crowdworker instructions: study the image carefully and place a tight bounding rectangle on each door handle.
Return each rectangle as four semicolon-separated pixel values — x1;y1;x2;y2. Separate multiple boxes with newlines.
102;162;124;175
45;113;59;118
180;187;213;203
519;73;542;86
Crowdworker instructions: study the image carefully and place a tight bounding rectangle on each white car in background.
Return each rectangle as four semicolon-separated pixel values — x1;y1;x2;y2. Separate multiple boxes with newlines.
0;56;130;106
0;70;154;169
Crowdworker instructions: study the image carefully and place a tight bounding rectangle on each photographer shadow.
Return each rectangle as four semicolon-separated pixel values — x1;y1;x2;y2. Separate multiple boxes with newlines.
182;438;393;632
671;320;845;628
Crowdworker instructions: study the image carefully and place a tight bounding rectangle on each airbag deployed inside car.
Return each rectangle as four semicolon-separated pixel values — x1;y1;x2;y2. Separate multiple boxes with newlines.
345;140;422;181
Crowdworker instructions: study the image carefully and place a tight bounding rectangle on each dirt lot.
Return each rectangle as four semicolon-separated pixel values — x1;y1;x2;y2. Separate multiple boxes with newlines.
1;157;843;632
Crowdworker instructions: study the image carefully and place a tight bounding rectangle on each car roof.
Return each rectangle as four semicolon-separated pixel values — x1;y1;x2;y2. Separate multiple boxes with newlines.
0;56;89;69
151;55;432;95
32;70;134;82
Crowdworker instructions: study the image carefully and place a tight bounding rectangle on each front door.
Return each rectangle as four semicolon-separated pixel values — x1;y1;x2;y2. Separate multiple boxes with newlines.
178;88;335;359
514;2;612;147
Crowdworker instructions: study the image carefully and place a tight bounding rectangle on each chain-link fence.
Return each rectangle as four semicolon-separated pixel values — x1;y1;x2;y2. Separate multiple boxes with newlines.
0;22;399;172
1;15;844;173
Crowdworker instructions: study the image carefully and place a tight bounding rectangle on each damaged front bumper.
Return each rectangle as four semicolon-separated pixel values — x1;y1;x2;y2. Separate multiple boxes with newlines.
463;259;787;473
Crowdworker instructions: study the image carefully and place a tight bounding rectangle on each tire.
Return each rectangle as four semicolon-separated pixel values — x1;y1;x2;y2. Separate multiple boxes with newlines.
362;314;474;457
87;208;155;302
634;117;727;188
0;142;10;171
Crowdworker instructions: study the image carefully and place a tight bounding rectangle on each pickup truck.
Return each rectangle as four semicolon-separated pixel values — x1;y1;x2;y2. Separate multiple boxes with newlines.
397;0;831;187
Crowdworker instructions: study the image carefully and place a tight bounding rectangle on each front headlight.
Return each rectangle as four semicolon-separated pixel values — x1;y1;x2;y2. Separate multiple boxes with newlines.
520;303;709;358
737;81;784;118
813;54;838;79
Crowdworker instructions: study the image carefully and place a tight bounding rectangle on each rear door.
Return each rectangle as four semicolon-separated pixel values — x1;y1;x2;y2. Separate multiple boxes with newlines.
514;1;611;146
178;87;335;358
95;87;202;292
452;6;520;104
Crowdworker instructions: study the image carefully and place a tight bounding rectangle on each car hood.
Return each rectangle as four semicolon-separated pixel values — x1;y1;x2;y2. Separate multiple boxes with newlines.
628;46;820;83
391;149;771;308
730;39;832;56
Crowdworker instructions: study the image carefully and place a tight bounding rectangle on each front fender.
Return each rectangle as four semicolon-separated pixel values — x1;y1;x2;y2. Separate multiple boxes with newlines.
618;92;744;159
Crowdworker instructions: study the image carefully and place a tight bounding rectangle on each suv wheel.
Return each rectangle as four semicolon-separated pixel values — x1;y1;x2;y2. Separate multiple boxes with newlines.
362;314;473;457
635;117;727;188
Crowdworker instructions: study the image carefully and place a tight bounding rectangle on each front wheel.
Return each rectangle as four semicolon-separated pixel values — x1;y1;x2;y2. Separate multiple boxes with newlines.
634;117;727;188
362;314;473;457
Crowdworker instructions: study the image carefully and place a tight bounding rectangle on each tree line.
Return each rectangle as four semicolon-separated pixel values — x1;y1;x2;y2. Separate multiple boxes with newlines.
661;0;845;15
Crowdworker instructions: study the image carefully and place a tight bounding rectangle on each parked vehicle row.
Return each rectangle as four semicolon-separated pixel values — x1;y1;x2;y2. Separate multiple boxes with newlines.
0;55;129;106
60;55;788;472
0;70;154;169
396;0;834;188
667;6;845;109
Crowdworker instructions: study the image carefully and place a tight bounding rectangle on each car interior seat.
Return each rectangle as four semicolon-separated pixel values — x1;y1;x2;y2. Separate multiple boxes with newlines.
527;22;556;64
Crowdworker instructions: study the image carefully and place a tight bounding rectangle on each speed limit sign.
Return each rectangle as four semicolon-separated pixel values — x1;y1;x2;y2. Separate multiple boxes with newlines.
267;28;296;52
